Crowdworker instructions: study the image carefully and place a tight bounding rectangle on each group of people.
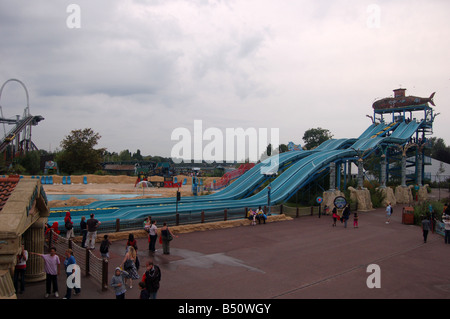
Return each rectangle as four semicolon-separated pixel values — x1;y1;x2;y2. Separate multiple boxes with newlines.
108;232;163;299
247;206;267;226
111;260;161;299
143;216;178;255
26;246;81;299
105;216;177;299
421;202;450;244
14;212;176;299
331;204;358;228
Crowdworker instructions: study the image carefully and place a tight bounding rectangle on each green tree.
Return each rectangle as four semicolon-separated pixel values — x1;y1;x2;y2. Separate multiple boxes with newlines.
429;137;450;164
302;128;333;150
119;149;132;161
132;149;143;161
57;128;105;174
278;144;289;153
18;150;41;174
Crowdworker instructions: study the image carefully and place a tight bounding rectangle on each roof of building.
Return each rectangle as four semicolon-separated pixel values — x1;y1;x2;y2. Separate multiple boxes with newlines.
0;176;20;212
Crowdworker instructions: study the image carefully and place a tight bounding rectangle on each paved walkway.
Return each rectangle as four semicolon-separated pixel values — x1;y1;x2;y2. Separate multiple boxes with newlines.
18;205;450;300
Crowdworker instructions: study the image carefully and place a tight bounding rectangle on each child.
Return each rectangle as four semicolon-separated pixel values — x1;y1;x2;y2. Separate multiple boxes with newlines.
332;207;338;227
353;212;359;228
110;267;129;299
99;235;111;261
139;281;149;299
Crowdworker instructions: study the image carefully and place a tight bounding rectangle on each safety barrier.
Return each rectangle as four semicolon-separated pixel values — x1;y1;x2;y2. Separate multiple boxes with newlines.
45;204;324;291
58;205;324;238
46;229;108;291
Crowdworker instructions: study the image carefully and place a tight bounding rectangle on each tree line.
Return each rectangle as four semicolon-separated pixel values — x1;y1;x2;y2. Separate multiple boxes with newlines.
1;127;448;176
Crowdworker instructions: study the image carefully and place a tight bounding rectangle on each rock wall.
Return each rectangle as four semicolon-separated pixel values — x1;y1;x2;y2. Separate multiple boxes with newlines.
348;187;373;211
322;190;345;210
395;186;413;204
377;187;396;207
417;185;429;202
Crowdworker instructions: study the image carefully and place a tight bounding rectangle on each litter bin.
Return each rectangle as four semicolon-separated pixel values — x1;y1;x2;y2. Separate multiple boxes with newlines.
402;207;414;225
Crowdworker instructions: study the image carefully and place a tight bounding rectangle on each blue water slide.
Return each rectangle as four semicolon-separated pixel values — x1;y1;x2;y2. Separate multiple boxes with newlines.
47;120;423;226
53;132;356;214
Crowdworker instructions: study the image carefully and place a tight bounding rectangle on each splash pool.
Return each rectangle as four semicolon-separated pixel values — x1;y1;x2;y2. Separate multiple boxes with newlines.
47;193;162;201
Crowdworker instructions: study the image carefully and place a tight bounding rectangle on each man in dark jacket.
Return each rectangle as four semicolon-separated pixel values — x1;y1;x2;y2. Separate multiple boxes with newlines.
141;261;161;299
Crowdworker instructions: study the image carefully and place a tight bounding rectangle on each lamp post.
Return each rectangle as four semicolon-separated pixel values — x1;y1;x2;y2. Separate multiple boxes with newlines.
264;172;276;215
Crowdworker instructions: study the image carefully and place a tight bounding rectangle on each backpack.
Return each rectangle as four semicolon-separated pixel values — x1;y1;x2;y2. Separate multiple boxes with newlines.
65;221;73;230
100;240;109;253
390;206;394;214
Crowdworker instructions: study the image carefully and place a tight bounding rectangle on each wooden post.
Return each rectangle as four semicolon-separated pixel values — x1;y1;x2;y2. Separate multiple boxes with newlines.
280;204;283;215
201;211;205;223
115;219;120;233
48;229;53;252
102;259;108;291
85;248;90;277
224;209;228;221
296;207;299;218
176;213;180;226
310;206;314;216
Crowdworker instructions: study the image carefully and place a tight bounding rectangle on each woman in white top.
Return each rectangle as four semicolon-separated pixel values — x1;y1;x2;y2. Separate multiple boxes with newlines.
148;220;158;253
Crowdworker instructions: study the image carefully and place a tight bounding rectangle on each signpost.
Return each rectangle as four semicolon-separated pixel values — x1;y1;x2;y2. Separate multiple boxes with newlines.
316;196;323;218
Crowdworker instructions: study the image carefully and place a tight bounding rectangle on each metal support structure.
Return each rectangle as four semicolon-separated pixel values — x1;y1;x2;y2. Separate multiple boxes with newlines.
329;162;336;190
401;155;407;187
357;158;364;189
380;154;387;188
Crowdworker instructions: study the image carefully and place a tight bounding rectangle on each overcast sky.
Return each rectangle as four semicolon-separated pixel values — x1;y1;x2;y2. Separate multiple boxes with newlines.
0;0;449;161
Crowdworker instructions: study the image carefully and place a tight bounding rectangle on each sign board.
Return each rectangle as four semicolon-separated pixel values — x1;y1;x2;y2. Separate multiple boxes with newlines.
316;196;323;204
333;196;347;209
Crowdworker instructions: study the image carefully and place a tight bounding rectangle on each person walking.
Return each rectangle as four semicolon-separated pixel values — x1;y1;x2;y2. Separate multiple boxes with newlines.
63;249;81;299
386;202;392;224
110;267;129;299
13;244;28;294
126;233;138;253
443;214;450;244
332;206;338;227
121;246;139;288
80;216;87;248
64;211;74;239
353;212;359;228
342;204;350;228
141;261;161;299
31;247;61;298
148;220;158;253
86;213;101;250
160;223;177;255
422;215;431;243
100;234;112;261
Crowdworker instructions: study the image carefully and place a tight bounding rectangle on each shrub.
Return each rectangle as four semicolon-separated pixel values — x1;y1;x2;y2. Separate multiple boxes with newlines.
413;200;444;225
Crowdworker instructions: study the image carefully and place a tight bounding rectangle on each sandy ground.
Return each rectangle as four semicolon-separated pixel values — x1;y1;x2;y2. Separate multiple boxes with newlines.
36;174;218;208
